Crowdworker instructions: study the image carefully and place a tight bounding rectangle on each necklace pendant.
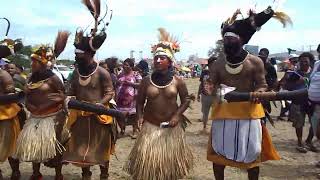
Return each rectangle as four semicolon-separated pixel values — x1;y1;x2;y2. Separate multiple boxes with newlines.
225;64;243;75
79;76;91;86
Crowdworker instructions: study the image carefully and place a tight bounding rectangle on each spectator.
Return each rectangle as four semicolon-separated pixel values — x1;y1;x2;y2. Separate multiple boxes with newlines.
277;55;300;121
105;57;119;93
197;56;216;132
135;60;149;77
259;48;278;90
284;52;316;153
116;58;142;138
99;61;109;71
308;46;320;170
4;63;26;91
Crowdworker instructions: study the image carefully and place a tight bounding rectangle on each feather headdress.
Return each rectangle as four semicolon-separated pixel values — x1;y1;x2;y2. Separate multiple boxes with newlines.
54;31;70;58
31;31;70;66
221;6;292;44
273;11;293;28
151;28;180;62
75;0;112;54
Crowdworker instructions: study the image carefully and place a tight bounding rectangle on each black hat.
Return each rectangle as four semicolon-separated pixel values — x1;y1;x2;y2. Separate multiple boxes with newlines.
221;6;292;44
74;0;112;54
74;30;106;54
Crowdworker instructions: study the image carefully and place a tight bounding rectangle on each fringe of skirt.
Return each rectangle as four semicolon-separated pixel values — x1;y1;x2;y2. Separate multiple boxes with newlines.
14;112;65;162
124;121;194;180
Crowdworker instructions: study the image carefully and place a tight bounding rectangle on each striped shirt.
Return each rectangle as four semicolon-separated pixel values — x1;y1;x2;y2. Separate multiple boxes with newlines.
309;61;320;102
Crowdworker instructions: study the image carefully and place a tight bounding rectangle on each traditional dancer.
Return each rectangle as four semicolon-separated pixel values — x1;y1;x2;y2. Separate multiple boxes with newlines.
0;17;23;180
206;6;292;180
62;0;116;179
14;31;70;180
124;28;194;180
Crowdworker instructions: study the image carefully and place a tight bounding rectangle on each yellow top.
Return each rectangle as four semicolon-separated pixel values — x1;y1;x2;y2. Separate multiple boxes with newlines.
210;101;265;120
0;103;21;120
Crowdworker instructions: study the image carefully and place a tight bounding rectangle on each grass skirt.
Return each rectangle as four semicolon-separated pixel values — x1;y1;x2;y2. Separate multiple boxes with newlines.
124;121;193;180
14;112;65;163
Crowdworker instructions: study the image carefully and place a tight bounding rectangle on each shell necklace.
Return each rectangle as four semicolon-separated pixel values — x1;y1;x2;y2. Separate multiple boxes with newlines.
77;61;99;86
224;53;249;75
27;78;50;90
149;74;174;89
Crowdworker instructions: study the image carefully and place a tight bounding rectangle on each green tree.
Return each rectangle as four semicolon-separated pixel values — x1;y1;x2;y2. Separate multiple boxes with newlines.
208;39;224;59
7;45;33;68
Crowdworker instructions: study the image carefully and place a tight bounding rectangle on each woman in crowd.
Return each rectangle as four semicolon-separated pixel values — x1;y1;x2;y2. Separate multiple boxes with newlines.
116;58;141;138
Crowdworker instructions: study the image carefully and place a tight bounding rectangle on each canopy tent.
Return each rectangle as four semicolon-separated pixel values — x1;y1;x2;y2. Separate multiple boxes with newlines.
181;66;191;72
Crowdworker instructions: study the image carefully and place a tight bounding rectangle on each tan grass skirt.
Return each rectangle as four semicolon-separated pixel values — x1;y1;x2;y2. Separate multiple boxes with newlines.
14;111;66;163
124;121;194;180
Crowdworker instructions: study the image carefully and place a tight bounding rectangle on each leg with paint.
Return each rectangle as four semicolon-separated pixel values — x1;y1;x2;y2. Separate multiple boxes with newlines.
100;161;110;179
55;164;63;180
247;166;259;180
30;163;42;180
8;157;20;180
82;167;92;180
213;163;225;180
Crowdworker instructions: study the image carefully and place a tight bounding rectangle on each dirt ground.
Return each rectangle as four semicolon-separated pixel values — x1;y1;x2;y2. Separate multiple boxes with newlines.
1;78;320;180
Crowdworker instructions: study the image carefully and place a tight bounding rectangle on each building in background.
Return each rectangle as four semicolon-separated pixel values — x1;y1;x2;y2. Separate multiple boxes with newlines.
244;45;259;55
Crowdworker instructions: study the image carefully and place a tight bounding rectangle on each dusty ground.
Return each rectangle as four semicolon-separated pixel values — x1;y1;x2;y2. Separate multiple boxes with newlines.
1;78;320;180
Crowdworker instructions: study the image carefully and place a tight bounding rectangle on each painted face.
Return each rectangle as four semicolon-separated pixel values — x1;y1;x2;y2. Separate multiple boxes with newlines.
75;52;86;62
153;55;170;71
31;59;43;73
223;36;242;56
75;52;92;66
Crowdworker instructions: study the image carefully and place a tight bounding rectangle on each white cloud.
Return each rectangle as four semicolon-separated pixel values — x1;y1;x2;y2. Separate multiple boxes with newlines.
164;0;295;25
249;29;320;53
107;0;183;17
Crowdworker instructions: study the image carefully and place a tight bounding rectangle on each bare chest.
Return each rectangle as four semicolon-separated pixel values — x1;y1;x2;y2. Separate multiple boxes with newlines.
217;63;255;90
146;80;178;100
74;71;102;90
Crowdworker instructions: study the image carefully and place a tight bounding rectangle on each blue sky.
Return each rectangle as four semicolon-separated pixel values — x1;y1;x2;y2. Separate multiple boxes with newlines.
1;0;319;61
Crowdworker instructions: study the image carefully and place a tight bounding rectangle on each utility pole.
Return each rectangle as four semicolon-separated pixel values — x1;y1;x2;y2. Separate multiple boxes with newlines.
306;45;316;52
130;50;135;59
139;51;143;60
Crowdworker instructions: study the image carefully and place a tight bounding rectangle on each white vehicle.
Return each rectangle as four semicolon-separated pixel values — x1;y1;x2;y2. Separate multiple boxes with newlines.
53;64;73;82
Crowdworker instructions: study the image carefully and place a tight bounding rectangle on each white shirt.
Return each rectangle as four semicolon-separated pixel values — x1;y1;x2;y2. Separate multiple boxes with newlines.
52;68;64;84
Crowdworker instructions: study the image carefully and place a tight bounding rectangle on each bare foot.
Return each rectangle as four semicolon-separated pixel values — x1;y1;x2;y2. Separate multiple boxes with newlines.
29;173;43;180
11;170;21;180
55;175;64;180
